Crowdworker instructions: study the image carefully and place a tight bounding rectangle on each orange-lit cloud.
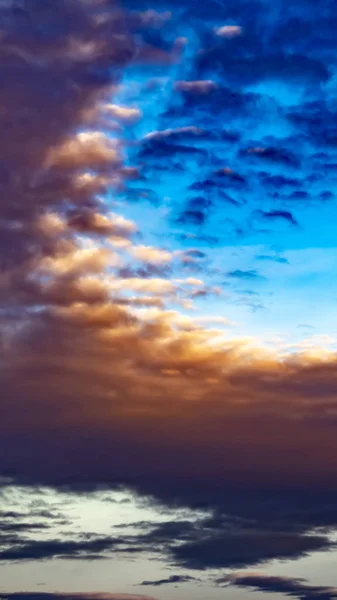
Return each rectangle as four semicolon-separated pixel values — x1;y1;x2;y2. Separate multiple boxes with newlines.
46;131;121;171
103;104;142;124
128;245;173;264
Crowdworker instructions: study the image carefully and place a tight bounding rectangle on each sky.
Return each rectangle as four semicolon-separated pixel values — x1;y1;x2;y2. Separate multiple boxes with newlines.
2;0;337;599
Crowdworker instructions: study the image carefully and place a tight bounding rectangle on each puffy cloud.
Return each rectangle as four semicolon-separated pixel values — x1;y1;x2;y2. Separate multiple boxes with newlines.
68;210;137;237
107;276;176;295
37;246;116;276
215;25;242;38
174;80;217;94
132;9;172;27
46;131;121;171
128;245;173;264
36;213;67;238
103;104;142;124
0;0;134;304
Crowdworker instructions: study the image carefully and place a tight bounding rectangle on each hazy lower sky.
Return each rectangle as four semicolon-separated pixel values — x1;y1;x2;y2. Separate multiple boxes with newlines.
2;1;337;600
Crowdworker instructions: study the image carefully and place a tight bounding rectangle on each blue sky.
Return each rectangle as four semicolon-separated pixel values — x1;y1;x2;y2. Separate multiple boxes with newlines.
105;4;337;348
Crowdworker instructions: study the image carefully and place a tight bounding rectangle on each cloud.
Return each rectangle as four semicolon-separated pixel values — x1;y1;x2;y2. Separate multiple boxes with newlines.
254;210;299;227
243;146;301;168
139;138;208;168
212;167;246;187
4;309;337;508
46;132;121;171
215;25;242;38
256;255;289;264
0;536;119;562
143;126;204;142
67;211;137;238
133;36;187;66
177;197;211;226
196;43;329;87
107;276;176;295
258;174;302;191
131;9;172;28
228;573;337;600
0;522;50;533
0;0;134;307
227;269;264;280
174;80;217;94
172;83;257;121
171;531;332;570
139;575;197;586
3;303;337;572
128;245;173;264
103;104;142;124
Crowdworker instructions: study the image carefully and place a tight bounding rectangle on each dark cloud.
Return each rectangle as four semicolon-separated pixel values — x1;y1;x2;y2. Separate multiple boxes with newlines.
229;574;337;600
168;85;258;120
171;530;332;570
183;249;207;259
227;269;264;280
259;174;302;190
238;289;260;296
197;51;329;88
0;522;50;533
122;187;160;205
177;196;211;226
139;138;208;172
254;210;299;227
107;509;337;571
118;265;172;279
212;167;247;187
256;255;289;264
138;520;197;544
285;191;310;203
0;505;71;550
0;535;120;562
240;146;301;169
139;575;197;586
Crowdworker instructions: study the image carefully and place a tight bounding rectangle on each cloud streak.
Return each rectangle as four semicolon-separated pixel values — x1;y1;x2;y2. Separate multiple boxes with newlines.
228;573;337;600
